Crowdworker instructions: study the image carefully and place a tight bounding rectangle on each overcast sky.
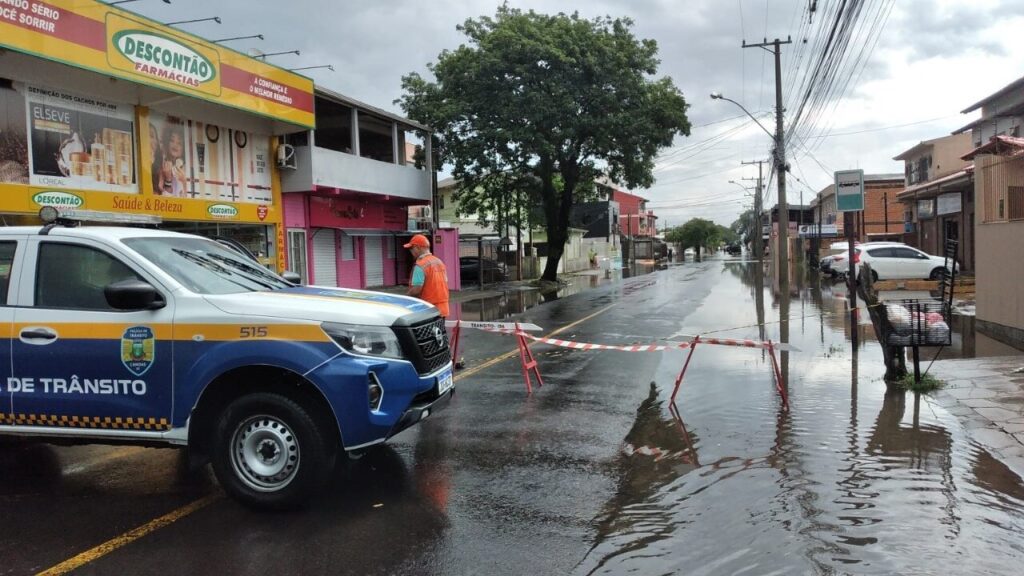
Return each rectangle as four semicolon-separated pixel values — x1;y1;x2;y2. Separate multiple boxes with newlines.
127;0;1024;228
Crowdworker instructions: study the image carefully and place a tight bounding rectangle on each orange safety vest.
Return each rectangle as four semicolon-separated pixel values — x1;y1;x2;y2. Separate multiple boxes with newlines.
413;253;450;317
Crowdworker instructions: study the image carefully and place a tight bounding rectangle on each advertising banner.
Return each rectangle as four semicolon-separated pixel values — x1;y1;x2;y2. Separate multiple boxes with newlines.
147;111;272;205
798;224;838;237
0;85;29;185
918;198;935;220
0;0;314;128
25;85;137;193
937;192;962;216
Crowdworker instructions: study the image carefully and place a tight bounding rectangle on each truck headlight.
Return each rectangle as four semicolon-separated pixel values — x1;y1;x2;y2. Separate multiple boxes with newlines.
321;323;405;359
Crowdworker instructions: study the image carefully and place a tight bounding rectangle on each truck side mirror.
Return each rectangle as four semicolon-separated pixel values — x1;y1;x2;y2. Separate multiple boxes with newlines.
282;271;302;284
105;279;165;310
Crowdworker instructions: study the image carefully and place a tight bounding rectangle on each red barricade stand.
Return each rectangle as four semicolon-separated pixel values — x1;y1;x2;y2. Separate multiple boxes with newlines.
669;335;789;412
449;320;462;364
515;322;543;394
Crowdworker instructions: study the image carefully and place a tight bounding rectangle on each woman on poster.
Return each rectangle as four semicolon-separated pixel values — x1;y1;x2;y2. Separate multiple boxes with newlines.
157;119;187;196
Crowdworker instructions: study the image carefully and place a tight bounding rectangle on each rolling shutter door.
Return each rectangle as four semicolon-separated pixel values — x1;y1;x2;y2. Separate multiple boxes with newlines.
364;236;384;287
312;229;337;287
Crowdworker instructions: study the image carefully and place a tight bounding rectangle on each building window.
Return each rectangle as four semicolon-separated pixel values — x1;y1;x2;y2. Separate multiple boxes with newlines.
314;97;354;153
287;229;308;284
1009;186;1024;221
358;113;395;163
341;233;355;261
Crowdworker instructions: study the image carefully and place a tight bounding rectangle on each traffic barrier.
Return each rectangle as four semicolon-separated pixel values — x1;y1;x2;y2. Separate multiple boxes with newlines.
668;336;789;411
446;320;792;406
445;320;544;393
502;329;791;409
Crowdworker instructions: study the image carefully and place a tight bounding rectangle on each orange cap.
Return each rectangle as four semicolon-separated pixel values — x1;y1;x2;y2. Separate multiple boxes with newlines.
403;234;430;249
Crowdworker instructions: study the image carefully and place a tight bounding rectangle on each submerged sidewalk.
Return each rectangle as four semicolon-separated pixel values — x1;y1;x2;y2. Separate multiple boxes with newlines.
927;356;1024;478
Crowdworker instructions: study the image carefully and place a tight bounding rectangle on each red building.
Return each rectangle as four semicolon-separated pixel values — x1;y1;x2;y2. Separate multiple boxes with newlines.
612;189;657;237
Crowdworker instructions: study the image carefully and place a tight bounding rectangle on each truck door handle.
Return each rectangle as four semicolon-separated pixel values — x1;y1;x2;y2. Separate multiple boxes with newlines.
20;328;57;340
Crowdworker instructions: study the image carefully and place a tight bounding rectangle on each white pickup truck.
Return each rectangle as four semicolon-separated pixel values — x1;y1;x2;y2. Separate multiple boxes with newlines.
0;212;453;509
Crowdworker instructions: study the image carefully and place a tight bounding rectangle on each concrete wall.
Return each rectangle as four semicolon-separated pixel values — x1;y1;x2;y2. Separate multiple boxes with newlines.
281;145;430;201
976;220;1024;332
931;134;973;180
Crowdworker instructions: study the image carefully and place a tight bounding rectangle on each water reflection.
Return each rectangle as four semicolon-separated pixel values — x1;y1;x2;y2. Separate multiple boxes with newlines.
577;258;1024;574
583;383;699;574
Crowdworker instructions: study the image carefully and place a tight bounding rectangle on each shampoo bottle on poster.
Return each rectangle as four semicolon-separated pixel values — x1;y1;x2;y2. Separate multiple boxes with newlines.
91;134;105;182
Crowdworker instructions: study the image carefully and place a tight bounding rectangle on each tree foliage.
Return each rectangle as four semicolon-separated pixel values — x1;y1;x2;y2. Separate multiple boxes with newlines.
730;208;757;243
666;218;722;260
398;6;690;280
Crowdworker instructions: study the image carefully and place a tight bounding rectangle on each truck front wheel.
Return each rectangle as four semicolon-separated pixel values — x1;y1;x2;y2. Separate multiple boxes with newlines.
211;392;335;509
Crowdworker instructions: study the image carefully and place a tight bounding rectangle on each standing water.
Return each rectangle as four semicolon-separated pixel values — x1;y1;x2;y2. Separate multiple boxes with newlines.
574;257;1024;575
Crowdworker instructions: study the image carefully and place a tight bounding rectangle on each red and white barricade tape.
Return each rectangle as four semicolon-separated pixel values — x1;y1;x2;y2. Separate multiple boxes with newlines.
477;329;798;353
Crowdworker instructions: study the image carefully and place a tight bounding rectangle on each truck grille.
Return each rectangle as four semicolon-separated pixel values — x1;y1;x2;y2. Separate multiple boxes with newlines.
393;315;451;375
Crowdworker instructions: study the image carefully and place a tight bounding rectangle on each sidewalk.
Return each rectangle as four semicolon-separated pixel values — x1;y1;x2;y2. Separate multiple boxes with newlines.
927;356;1024;478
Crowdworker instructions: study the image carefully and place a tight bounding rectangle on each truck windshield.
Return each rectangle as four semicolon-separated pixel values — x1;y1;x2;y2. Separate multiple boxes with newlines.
123;237;293;294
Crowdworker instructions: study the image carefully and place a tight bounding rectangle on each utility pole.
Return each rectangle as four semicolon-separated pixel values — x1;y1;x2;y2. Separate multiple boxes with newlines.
883;192;889;238
744;37;792;294
742;160;766;260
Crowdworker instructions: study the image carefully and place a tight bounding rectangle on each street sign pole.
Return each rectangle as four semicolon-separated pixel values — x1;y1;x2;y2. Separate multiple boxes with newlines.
836;169;865;344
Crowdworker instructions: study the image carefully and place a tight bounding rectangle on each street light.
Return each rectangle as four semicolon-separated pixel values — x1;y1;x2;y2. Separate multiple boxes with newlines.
256;50;301;59
728;180;755;196
289;65;334;72
212;34;263;43
710;93;773;140
166;16;221;26
712;90;788;284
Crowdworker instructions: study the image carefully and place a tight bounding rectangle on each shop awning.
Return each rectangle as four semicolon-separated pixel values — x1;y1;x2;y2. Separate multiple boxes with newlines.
339;229;427;237
895;167;973;201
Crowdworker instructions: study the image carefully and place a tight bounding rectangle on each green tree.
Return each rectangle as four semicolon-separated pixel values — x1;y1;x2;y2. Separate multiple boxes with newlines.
398;6;690;281
670;218;720;261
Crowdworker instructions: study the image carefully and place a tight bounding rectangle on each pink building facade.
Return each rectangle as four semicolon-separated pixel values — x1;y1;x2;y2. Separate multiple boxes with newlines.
280;87;435;289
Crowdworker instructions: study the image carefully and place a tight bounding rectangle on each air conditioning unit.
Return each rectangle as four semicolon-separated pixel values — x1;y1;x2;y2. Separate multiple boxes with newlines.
276;142;296;169
409;205;432;219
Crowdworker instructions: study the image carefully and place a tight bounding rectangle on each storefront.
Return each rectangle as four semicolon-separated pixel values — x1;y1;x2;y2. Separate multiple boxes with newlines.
278;88;435;288
0;0;315;271
897;168;974;271
282;192;417;288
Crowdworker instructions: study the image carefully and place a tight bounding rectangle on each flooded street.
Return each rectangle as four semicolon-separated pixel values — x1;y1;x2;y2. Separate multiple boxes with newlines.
454;256;1024;575
5;256;1024;576
571;258;1024;575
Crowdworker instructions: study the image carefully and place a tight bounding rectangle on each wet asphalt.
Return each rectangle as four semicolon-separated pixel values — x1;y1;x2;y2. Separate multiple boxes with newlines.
3;256;1024;575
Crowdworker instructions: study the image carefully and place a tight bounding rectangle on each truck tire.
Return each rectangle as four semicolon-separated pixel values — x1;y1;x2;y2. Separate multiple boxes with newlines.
211;392;335;510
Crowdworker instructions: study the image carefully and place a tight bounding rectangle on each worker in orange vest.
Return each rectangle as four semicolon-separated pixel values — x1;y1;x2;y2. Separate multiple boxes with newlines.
405;234;450;317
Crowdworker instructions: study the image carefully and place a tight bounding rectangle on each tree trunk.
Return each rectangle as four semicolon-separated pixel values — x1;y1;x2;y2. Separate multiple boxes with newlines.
858;262;908;382
539;157;577;283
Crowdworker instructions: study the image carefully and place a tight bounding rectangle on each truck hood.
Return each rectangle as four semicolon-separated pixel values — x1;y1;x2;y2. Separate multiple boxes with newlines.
203;286;435;326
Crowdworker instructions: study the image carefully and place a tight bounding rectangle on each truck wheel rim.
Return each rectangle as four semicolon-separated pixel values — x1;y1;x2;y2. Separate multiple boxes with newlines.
230;415;300;492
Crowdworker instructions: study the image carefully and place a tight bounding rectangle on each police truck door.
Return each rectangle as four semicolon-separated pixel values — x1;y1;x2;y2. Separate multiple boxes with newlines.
10;239;175;433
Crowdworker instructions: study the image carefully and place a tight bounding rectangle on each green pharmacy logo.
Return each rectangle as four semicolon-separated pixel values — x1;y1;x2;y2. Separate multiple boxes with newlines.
114;30;216;87
121;325;155;376
32;191;83;208
208;203;238;219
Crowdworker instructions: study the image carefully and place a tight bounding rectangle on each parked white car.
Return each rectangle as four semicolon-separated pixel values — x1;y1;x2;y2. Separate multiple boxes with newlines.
852;244;957;281
822;241;904;277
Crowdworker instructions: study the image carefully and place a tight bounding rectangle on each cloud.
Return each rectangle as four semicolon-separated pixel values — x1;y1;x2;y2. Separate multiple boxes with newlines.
121;0;1024;227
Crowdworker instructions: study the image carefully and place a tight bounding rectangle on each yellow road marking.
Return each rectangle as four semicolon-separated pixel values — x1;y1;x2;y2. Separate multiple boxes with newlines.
36;304;616;573
458;302;617;379
36;494;221;576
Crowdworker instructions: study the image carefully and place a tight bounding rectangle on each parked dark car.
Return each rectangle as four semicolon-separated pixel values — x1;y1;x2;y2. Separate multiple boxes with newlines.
725;243;742;256
460;256;506;284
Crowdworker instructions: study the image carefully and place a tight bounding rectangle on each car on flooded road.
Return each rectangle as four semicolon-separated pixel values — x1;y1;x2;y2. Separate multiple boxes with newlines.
460;256;506;284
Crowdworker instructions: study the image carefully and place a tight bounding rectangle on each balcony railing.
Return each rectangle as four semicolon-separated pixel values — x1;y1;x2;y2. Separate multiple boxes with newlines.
281;145;431;202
